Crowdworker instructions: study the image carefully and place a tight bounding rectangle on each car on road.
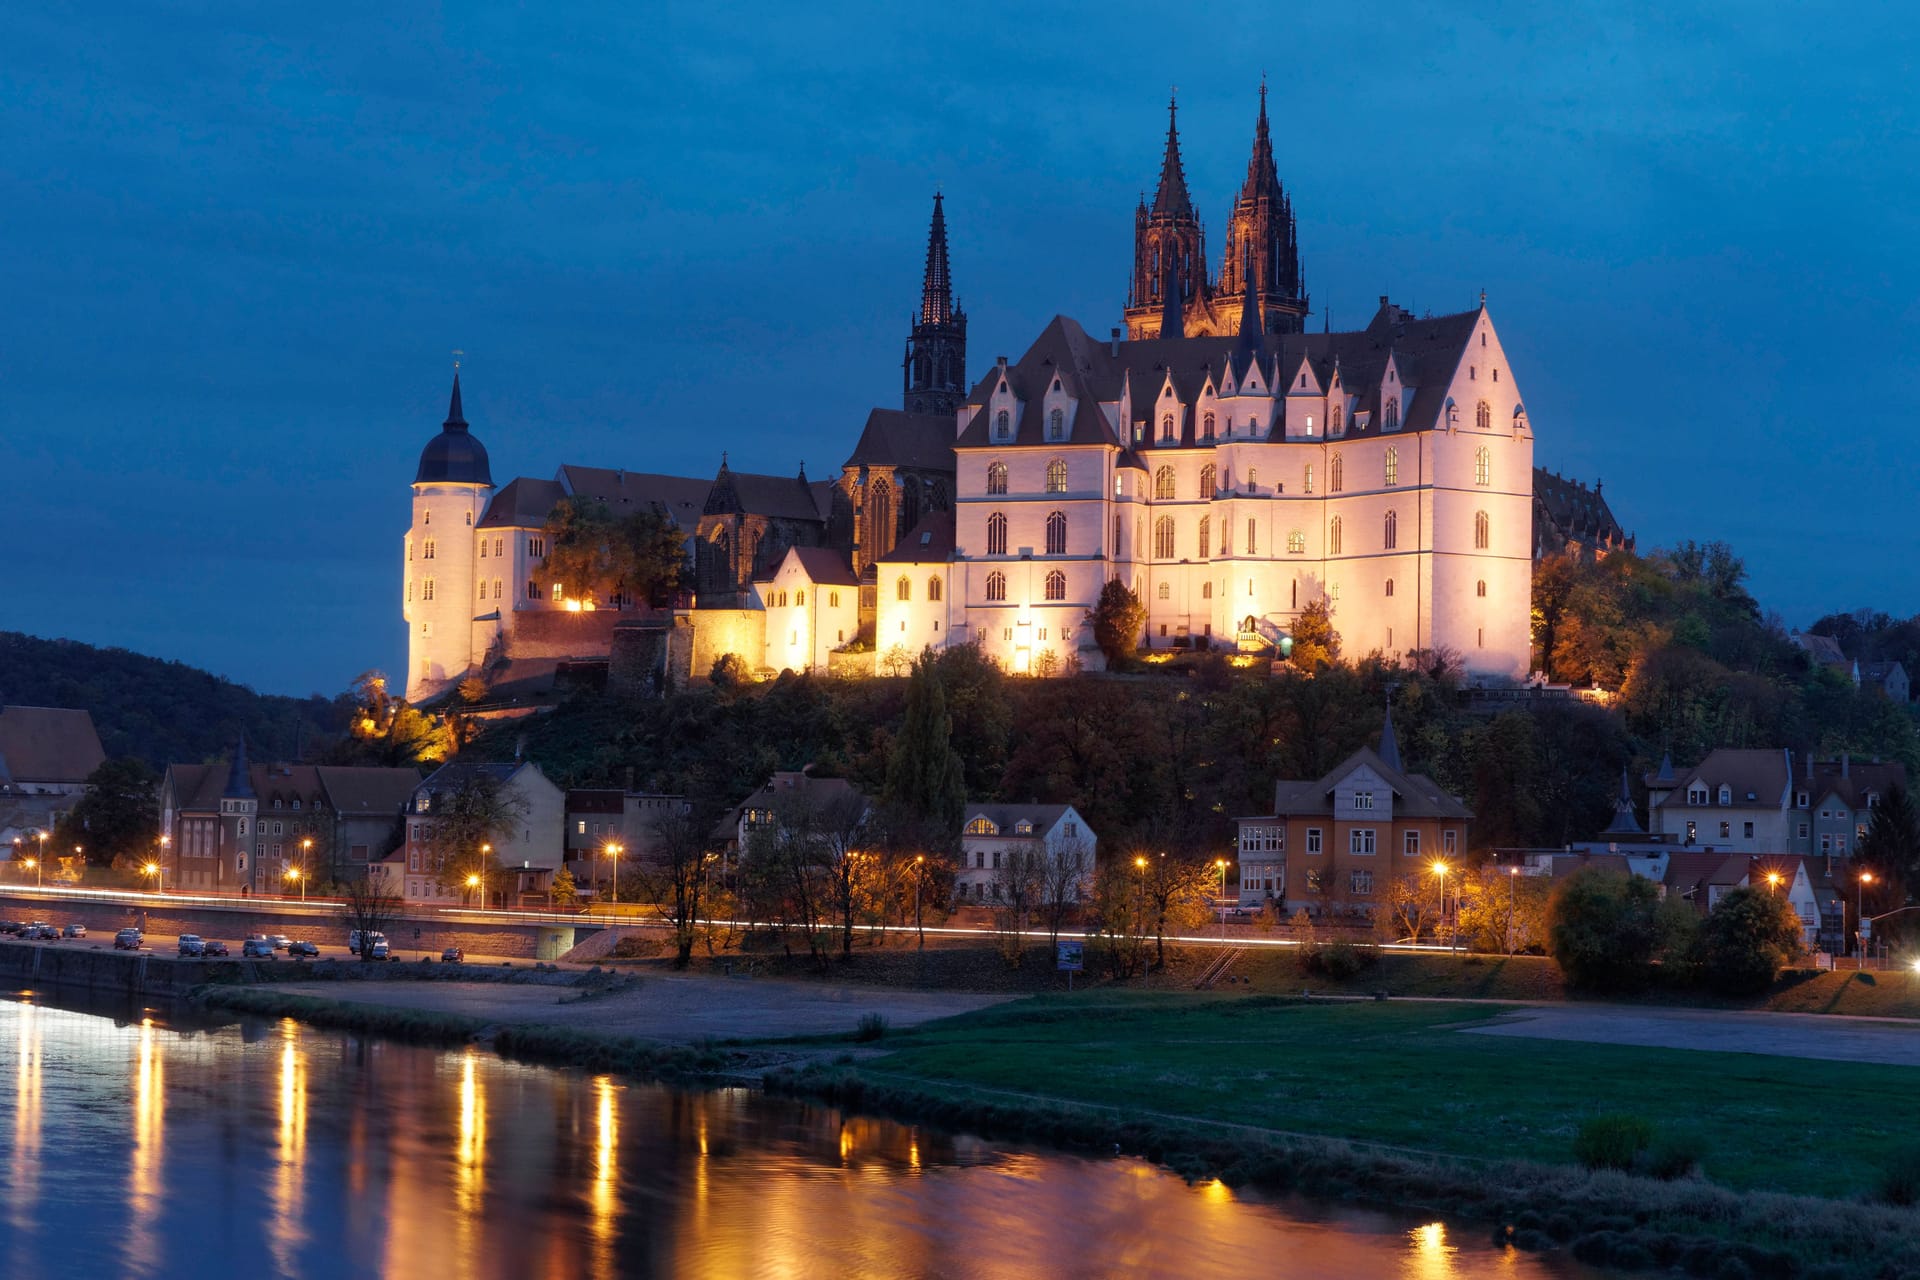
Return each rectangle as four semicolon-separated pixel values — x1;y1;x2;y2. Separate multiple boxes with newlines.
0;921;25;935
115;928;143;950
288;941;319;959
266;935;293;951
368;939;391;959
62;924;87;938
25;924;59;940
202;939;230;957
177;934;206;957
242;938;275;959
440;947;464;963
349;930;388;956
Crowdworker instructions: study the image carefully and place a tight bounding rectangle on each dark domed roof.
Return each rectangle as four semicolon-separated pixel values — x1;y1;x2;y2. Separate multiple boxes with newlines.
414;374;493;486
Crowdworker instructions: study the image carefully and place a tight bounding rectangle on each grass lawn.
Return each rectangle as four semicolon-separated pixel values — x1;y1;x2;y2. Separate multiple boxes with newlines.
852;994;1920;1199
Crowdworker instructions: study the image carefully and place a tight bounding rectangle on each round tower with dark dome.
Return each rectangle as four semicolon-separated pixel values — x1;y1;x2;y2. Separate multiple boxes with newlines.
403;372;494;700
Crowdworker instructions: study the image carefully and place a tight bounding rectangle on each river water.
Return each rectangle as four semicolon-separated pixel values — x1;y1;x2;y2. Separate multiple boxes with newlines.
0;989;1617;1279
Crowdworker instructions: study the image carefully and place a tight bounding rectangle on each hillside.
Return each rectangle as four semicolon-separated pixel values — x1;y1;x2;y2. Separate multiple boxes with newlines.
0;631;350;768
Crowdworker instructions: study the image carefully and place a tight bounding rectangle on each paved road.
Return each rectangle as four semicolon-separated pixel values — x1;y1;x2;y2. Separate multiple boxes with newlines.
1461;1004;1920;1067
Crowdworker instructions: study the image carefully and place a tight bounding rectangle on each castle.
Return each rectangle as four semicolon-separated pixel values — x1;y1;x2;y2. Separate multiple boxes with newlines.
403;93;1627;702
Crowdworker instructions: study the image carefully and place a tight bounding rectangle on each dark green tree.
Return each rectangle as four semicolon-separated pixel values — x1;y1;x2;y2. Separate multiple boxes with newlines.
1546;867;1664;991
1289;598;1341;671
53;758;158;866
1084;579;1147;666
1699;886;1806;994
421;772;530;899
882;654;966;832
1858;783;1920;893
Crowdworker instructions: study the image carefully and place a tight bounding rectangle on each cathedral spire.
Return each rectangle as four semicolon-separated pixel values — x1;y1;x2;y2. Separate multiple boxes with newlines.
1152;92;1193;217
444;372;467;431
920;192;953;325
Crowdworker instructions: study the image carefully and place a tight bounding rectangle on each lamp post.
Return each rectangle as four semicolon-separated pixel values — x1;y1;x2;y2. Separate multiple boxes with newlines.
1431;862;1452;952
914;854;926;949
465;871;482;908
36;830;48;877
1858;870;1876;962
143;862;163;894
1766;871;1782;897
284;865;306;902
300;836;313;893
23;858;40;888
604;843;623;911
1507;866;1518;956
1215;858;1229;942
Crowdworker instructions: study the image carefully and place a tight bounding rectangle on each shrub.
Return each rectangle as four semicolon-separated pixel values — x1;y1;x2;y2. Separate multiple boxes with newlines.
1547;868;1664;991
1299;940;1378;980
1876;1145;1920;1206
854;1012;889;1042
1642;1131;1707;1180
1573;1113;1653;1171
1699;886;1807;995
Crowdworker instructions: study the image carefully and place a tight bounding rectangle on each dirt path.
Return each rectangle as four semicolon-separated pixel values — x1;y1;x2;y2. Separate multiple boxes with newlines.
1461;1004;1920;1066
271;972;1012;1042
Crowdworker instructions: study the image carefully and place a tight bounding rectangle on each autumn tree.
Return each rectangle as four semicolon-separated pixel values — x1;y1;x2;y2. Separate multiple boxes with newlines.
541;497;687;607
1288;599;1340;672
1084;578;1147;666
1699;886;1805;994
421;771;530;899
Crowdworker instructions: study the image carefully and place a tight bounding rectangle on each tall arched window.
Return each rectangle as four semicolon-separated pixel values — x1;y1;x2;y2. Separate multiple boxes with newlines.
423;578;435;600
985;571;1007;601
928;576;942;602
1202;412;1216;440
987;512;1008;555
896;576;911;601
1154;466;1176;500
1286;529;1305;554
1476;400;1491;430
1475;579;1487;598
1330;404;1343;433
1247;520;1259;554
1046;510;1067;555
1049;407;1064;440
1384;397;1400;429
1161;413;1175;442
1046;458;1068;493
1044;571;1066;601
1330;454;1344;493
1385;579;1395;597
1200;464;1216;495
1303;464;1314;494
1474;511;1490;549
1384;447;1398;486
1202;581;1212;599
1475;447;1491;486
423;539;436;560
1198;515;1211;558
1153;516;1175;559
1383;510;1398;550
1157;582;1170;600
986;462;1008;495
995;409;1010;439
1329;516;1343;555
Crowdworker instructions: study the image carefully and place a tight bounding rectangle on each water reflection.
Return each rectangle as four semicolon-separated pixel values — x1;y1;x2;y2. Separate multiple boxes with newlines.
0;992;1616;1280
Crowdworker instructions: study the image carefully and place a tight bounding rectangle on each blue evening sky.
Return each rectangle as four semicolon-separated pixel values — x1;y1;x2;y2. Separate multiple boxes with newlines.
4;3;1914;696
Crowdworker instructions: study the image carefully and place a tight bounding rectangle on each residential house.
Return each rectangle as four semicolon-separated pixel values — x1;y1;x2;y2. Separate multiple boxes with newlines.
1862;661;1910;704
1646;749;1904;863
955;803;1095;904
1235;707;1472;917
756;546;860;674
714;769;870;868
565;787;692;895
392;761;565;906
1664;853;1821;951
0;706;106;854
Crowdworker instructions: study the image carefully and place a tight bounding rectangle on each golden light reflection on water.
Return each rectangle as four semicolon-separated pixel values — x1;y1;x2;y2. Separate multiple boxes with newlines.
269;1022;309;1275
1403;1219;1463;1280
454;1049;487;1270
125;1018;163;1276
10;1002;40;1228
587;1075;619;1280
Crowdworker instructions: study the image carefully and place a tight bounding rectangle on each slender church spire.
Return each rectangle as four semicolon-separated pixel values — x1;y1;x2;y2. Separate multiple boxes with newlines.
1378;701;1403;772
1153;92;1193;217
920;192;953;325
903;193;968;414
444;371;467;430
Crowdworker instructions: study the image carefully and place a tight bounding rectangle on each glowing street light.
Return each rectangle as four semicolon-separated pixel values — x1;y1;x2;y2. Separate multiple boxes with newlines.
1859;870;1876;959
284;864;306;902
913;854;926;950
465;871;482;908
604;843;624;910
1431;862;1455;953
23;857;40;888
1214;857;1229;941
143;862;164;893
1766;871;1783;897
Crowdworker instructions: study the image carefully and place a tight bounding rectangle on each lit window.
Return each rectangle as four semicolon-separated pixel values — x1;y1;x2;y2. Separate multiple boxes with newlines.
1154;517;1175;559
1045;570;1066;601
1286;529;1305;554
1475;447;1491;486
986;571;1006;602
1303;464;1314;494
1046;511;1067;555
1155;467;1176;500
987;512;1008;555
1047;459;1068;493
987;462;1008;495
1157;581;1170;600
1384;447;1398;486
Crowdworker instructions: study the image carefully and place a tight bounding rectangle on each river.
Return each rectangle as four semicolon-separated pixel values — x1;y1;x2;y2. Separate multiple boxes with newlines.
0;988;1619;1278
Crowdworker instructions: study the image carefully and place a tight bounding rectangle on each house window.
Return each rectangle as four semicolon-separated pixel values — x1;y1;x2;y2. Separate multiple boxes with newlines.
1404;830;1421;856
1384;510;1398;550
897;577;911;601
987;512;1008;555
1047;511;1068;555
1384;397;1399;429
529;537;546;558
1476;579;1487;598
1744;822;1754;838
1720;821;1731;839
1044;570;1066;601
1203;412;1215;440
987;462;1008;495
995;409;1010;439
1351;870;1374;895
1349;829;1376;855
1154;517;1175;559
1157;582;1170;600
1305;828;1322;854
1329;516;1342;555
1161;413;1174;442
1796;791;1809;808
1330;454;1344;493
1304;464;1315;494
1199;516;1211;559
1306;869;1324;892
830;591;840;607
1155;467;1176;500
1443;830;1458;855
927;578;941;602
1286;529;1305;554
1049;408;1064;440
494;537;504;556
1798;822;1809;838
552;582;565;601
1718;785;1732;805
1384;447;1398;486
1475;447;1490;486
1046;458;1068;493
986;572;1007;602
796;590;805;606
1354;791;1375;810
1474;511;1490;550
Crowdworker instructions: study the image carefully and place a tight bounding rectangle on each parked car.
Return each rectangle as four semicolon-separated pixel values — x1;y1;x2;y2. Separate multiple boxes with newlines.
349;930;388;956
202;939;230;957
266;935;293;952
368;939;391;959
25;924;59;940
177;934;206;957
242;938;275;959
440;947;464;963
0;921;25;935
62;923;87;938
288;940;319;959
115;928;143;951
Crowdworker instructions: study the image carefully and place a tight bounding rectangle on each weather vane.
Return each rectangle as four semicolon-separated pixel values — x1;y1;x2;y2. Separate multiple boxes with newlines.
452;348;464;370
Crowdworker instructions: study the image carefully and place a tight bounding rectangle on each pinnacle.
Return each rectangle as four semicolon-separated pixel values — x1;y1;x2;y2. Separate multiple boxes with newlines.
920;192;953;325
1152;93;1194;219
444;371;467;430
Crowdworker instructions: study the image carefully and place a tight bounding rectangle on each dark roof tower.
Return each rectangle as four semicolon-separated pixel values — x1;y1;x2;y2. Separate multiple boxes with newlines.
223;732;255;800
1124;93;1210;340
1220;82;1307;335
1377;701;1403;773
1601;765;1644;836
413;372;493;486
903;193;968;414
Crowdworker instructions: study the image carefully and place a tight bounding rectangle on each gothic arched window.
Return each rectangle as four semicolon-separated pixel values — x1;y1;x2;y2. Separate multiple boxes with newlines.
1384;510;1398;551
1476;400;1492;431
1046;511;1067;555
1049;407;1064;440
986;462;1008;495
1154;467;1176;500
1330;404;1343;433
1476;579;1487;598
1200;464;1216;496
1384;447;1398;487
1330;454;1343;493
1198;515;1211;559
1475;447;1491;487
1474;511;1490;549
1286;529;1305;554
1153;516;1175;560
986;512;1008;556
1161;413;1175;443
1384;397;1400;430
1046;458;1068;493
1044;570;1066;601
1157;582;1170;600
986;571;1007;602
928;576;942;602
1202;581;1213;599
1202;412;1216;440
1385;578;1395;598
897;576;911;602
1330;516;1343;555
995;409;1011;439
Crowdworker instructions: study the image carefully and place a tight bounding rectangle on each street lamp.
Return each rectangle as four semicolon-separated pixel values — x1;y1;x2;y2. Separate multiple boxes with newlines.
604;843;623;910
465;871;482;908
143;862;163;894
1214;858;1229;942
1766;871;1782;897
300;836;313;890
913;854;926;949
1507;866;1519;956
23;858;39;888
1858;870;1876;960
284;865;306;902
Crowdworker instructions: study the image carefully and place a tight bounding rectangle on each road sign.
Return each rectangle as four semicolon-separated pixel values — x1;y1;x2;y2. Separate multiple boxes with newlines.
1861;918;1873;940
1056;940;1084;972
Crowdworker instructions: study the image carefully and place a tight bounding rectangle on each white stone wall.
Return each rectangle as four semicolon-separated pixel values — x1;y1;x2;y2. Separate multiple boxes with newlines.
404;481;492;700
758;553;857;673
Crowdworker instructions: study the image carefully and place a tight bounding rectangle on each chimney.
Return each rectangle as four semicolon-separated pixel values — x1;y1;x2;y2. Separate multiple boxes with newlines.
1111;327;1122;357
996;355;1008;369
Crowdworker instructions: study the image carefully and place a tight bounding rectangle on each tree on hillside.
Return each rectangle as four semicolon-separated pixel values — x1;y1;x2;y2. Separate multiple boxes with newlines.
1699;886;1806;995
421;772;529;898
1546;868;1666;992
882;655;966;833
1288;599;1340;672
1084;579;1147;666
1037;835;1093;952
53;758;157;865
1858;783;1920;896
542;497;687;607
336;670;452;767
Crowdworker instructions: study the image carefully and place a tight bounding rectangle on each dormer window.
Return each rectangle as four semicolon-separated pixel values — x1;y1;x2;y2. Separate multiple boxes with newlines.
1048;407;1064;440
1718;785;1732;806
995;409;1011;440
1688;786;1708;805
1161;414;1174;443
1015;820;1034;835
966;817;996;835
1384;398;1400;430
1797;791;1809;808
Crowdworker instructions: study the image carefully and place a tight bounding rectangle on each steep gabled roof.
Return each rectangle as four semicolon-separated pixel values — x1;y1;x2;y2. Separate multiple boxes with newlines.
878;509;958;564
1268;746;1472;821
316;766;423;816
558;466;710;528
478;477;567;530
845;409;957;472
0;707;105;785
782;546;859;586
